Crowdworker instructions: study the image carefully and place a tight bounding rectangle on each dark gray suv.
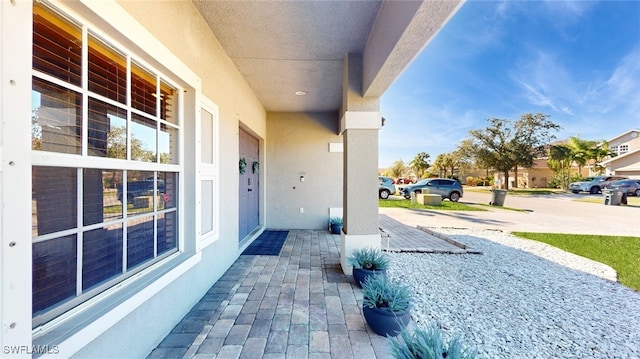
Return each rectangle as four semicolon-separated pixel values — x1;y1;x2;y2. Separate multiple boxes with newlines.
400;178;463;202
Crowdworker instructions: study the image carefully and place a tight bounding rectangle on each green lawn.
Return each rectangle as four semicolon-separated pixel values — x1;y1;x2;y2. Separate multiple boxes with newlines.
573;196;640;206
379;198;485;211
512;232;640;291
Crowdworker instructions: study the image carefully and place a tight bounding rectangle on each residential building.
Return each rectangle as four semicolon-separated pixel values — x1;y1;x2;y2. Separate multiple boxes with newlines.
0;1;462;357
601;129;640;178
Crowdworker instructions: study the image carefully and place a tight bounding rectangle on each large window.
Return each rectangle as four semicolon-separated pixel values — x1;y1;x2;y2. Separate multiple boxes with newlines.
32;3;180;326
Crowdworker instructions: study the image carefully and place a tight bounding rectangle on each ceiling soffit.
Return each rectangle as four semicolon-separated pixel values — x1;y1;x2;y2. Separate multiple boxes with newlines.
193;0;381;112
193;0;462;113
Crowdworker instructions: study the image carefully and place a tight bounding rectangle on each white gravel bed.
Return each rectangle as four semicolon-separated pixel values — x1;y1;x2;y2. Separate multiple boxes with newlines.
386;228;640;359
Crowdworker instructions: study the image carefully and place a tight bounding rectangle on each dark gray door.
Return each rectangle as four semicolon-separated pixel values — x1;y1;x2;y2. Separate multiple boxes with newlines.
239;128;260;241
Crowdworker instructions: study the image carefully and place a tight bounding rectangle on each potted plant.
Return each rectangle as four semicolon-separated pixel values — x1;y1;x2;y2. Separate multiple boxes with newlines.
388;325;476;359
329;216;343;234
348;247;389;288
361;274;412;337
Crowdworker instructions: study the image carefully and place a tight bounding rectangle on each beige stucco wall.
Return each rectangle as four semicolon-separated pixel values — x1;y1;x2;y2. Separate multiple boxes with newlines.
266;112;343;229
607;152;640;172
609;131;640;153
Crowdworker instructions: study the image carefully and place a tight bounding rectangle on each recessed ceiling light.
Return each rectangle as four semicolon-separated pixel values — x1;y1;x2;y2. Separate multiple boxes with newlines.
295;91;307;96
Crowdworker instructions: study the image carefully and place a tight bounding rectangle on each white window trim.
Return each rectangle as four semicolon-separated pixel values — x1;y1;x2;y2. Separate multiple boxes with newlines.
197;98;220;250
1;0;35;350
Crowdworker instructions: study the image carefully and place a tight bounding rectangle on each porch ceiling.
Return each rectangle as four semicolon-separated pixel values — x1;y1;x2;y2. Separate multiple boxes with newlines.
193;0;463;113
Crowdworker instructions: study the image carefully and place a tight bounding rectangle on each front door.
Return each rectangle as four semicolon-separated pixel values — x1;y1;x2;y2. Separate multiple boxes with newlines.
239;128;260;241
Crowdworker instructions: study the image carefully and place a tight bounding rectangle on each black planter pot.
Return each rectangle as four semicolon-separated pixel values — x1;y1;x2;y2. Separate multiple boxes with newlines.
330;223;342;234
362;305;411;336
352;267;385;288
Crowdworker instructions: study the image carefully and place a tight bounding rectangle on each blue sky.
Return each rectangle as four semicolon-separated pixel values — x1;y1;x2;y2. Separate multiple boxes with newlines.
379;0;640;168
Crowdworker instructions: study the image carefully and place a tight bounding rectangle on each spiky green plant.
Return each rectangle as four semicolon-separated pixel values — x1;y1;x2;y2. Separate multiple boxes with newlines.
361;273;411;312
388;325;476;359
348;247;390;270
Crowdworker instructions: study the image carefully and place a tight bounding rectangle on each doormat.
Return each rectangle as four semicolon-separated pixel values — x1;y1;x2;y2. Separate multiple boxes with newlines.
241;230;289;256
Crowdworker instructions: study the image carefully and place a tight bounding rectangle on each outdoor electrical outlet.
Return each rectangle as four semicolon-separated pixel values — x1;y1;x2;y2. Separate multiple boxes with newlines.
299;208;304;213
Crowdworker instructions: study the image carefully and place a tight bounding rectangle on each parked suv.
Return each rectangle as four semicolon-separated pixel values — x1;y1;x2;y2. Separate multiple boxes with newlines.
399;178;463;202
117;180;165;203
609;179;640;196
568;175;628;194
378;176;396;199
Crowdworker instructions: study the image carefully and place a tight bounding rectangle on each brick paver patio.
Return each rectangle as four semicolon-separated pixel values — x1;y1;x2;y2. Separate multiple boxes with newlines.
147;215;468;359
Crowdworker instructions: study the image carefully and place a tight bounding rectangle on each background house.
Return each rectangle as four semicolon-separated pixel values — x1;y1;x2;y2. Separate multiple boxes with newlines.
0;1;462;357
601;129;640;178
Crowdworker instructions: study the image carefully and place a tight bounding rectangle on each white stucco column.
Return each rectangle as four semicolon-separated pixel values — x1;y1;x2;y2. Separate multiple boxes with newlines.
339;54;382;275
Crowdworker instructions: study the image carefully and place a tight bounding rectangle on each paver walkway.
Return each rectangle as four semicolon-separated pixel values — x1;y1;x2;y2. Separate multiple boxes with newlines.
379;214;471;253
147;216;468;359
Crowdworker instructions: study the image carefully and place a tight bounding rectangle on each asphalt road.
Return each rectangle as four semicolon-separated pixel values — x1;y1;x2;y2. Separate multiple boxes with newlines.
380;191;640;236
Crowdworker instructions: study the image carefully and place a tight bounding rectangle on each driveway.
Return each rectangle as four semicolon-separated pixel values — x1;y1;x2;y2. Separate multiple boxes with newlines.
381;191;640;236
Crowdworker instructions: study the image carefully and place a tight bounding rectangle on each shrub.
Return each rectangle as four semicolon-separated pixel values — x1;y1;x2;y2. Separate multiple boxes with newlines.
388;325;476;359
465;177;477;186
348;247;389;270
361;273;411;312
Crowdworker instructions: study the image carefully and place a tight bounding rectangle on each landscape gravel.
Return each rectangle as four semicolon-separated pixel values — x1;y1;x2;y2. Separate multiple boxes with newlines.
386;227;640;359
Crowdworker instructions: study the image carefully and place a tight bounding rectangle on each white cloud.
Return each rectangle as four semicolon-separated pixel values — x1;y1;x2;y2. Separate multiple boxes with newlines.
511;51;577;116
542;0;593;18
603;47;640;114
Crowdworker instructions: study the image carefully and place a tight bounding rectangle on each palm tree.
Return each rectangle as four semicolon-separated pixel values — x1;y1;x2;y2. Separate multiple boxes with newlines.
547;144;572;189
568;136;596;177
389;160;405;179
432;154;448;178
588;142;614;175
409;152;430;178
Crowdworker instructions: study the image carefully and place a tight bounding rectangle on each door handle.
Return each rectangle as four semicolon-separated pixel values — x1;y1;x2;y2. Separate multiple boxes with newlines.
248;189;252;192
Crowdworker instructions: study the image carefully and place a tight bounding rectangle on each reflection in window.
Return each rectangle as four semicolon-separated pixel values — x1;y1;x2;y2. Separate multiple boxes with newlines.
125;170;155;216
33;3;82;86
32;78;82;154
127;216;155;269
83;225;123;291
157;172;177;210
160;81;177;124
83;168;123;225
88;98;127;159
160;123;178;164
33;235;77;315
32;166;77;237
88;33;126;104
158;211;177;255
131;114;156;162
131;62;157;116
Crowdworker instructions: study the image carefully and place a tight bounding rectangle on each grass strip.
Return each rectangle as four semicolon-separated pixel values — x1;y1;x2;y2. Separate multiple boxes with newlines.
512;232;640;291
379;198;485;211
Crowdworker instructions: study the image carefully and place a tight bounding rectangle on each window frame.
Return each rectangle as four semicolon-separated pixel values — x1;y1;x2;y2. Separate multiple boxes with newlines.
197;99;220;249
31;2;185;328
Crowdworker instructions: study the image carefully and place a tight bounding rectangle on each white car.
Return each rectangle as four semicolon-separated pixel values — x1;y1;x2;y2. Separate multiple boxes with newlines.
568;175;627;194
